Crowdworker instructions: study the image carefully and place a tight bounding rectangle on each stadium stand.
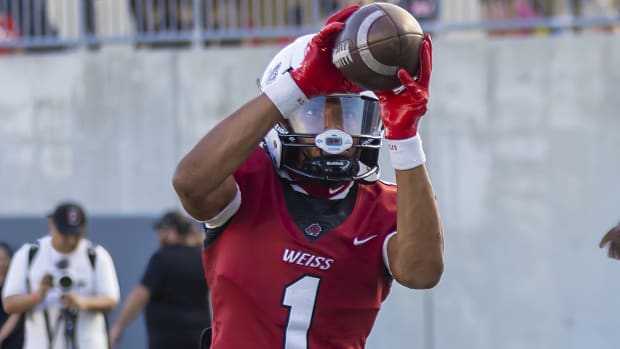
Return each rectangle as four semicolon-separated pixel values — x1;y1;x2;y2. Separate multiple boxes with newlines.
0;0;618;51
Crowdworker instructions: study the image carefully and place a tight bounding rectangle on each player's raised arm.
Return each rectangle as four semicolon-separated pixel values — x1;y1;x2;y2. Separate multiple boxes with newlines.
172;92;281;221
377;34;444;289
172;6;360;221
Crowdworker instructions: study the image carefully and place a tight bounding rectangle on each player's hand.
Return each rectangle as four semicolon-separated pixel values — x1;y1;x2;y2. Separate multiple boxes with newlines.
376;34;432;140
599;223;620;259
290;5;361;99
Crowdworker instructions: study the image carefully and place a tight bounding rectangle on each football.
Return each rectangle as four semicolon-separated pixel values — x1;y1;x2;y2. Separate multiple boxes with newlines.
332;2;424;91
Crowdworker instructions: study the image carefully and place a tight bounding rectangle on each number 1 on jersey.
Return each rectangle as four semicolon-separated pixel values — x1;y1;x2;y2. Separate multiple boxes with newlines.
282;275;321;349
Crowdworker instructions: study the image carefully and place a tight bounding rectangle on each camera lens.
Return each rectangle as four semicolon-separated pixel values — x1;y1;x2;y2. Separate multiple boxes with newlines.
58;275;73;289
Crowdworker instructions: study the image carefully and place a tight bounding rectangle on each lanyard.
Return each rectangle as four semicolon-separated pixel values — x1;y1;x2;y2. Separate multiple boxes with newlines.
44;308;79;349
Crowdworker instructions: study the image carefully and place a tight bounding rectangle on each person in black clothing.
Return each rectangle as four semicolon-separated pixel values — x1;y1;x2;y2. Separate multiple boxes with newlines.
0;242;24;349
108;211;211;349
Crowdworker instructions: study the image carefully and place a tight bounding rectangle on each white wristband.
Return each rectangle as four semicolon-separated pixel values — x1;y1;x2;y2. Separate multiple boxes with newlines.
263;73;308;119
386;134;426;170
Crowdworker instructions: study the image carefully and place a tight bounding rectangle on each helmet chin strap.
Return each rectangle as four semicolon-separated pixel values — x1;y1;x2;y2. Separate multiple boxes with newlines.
285;170;355;199
280;150;357;199
299;155;358;180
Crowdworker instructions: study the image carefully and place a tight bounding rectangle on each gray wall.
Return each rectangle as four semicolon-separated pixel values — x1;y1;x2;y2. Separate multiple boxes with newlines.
1;34;619;349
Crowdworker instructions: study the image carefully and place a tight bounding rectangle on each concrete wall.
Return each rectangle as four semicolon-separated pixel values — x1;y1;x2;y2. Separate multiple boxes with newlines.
1;34;620;349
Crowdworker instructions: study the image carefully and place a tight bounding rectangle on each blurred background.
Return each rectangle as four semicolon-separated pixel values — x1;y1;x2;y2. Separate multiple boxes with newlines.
0;0;619;348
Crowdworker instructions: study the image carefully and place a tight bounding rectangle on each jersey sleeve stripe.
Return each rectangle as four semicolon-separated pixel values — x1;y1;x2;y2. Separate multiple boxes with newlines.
382;231;397;276
204;183;242;229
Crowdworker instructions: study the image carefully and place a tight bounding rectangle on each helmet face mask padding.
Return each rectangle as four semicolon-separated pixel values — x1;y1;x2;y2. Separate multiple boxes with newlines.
260;34;383;183
294;147;361;182
276;124;380;182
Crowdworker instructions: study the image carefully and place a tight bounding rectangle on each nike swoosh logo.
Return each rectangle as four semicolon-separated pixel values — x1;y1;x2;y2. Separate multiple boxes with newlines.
328;185;345;195
353;235;378;246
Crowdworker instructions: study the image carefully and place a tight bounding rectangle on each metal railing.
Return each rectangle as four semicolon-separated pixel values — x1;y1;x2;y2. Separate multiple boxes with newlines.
0;0;618;51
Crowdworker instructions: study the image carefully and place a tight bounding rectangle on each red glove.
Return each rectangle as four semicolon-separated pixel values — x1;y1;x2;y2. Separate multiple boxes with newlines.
290;5;361;99
376;34;432;140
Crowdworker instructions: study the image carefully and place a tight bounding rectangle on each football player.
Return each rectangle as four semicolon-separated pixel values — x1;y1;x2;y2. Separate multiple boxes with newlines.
173;5;444;349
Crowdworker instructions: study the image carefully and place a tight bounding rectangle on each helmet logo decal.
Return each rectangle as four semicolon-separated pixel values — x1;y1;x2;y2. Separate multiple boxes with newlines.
315;129;353;154
304;223;322;237
274;123;289;135
266;62;281;85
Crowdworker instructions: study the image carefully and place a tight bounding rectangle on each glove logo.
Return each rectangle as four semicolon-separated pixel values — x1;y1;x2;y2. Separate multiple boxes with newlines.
266;62;281;85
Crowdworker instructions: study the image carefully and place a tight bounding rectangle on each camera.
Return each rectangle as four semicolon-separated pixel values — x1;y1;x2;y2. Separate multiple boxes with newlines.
46;259;80;348
52;259;75;294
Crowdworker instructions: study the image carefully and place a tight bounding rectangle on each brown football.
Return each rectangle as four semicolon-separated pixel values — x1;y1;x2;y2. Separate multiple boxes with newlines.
332;2;424;91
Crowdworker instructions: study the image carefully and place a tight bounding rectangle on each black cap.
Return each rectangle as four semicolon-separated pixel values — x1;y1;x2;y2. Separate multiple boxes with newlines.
48;202;88;235
153;211;191;236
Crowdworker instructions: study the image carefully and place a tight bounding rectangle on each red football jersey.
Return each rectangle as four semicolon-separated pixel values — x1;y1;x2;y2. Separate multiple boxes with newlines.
203;148;398;349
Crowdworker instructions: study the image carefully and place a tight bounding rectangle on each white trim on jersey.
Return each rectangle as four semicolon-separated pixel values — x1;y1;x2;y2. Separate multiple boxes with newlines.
204;183;242;229
382;231;398;276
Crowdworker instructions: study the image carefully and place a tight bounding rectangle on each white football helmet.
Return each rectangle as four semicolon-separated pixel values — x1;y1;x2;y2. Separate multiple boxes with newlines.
260;34;383;182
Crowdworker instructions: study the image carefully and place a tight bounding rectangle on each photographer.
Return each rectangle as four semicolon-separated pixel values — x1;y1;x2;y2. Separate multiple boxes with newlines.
1;201;120;349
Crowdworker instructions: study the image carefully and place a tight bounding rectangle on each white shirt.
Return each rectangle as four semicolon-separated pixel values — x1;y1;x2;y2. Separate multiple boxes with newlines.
2;235;120;349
